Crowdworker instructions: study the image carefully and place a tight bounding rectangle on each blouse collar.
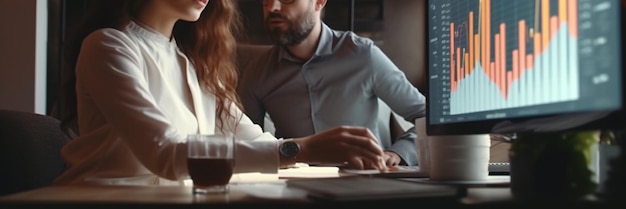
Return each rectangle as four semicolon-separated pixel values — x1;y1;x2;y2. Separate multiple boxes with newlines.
127;20;174;45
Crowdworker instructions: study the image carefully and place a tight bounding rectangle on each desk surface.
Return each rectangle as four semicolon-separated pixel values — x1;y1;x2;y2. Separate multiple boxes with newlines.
0;166;337;205
0;182;309;204
2;166;607;208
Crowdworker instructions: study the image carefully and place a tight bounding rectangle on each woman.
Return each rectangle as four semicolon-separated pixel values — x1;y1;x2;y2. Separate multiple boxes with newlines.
53;0;385;185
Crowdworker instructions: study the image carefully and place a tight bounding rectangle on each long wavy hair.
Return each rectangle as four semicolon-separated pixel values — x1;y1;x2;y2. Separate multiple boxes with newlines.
57;0;243;137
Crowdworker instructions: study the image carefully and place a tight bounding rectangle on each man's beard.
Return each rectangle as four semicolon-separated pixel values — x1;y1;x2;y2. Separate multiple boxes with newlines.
266;10;316;46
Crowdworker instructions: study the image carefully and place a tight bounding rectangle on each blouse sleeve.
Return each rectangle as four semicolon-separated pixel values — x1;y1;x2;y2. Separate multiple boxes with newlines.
222;102;279;174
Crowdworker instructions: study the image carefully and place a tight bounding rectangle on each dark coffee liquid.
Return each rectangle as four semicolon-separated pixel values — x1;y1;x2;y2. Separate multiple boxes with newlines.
187;158;233;187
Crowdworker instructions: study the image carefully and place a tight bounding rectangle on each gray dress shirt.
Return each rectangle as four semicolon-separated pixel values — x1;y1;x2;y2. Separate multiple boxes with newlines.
237;23;427;165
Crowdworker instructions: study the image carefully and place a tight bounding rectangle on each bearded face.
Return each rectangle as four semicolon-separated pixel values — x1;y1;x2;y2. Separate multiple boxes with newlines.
265;7;316;46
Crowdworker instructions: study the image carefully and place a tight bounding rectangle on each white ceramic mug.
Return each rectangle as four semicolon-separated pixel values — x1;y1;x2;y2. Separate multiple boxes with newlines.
429;134;491;181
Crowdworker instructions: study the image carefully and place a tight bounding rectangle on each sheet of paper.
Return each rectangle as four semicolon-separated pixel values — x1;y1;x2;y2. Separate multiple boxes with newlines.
278;164;341;179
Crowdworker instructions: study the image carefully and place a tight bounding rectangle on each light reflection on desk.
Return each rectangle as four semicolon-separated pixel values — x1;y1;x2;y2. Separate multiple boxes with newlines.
0;166;519;205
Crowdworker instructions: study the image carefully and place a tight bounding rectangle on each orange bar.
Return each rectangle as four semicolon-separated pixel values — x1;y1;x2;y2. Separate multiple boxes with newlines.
457;47;461;82
450;22;455;90
526;54;534;69
568;0;578;37
469;11;474;72
486;0;491;76
500;23;506;87
559;0;567;23
518;20;526;71
495;33;500;82
513;50;519;81
542;0;550;51
499;23;506;96
474;34;480;63
480;0;484;70
481;0;488;74
550;16;558;40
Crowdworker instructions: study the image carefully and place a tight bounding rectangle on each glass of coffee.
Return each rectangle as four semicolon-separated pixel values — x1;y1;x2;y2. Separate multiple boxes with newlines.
187;134;235;194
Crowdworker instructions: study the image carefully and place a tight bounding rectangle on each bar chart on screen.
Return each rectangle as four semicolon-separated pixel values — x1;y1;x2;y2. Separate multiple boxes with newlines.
434;0;595;115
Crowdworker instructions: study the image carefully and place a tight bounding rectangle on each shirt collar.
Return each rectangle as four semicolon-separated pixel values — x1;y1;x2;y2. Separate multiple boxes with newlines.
278;22;334;63
127;20;175;46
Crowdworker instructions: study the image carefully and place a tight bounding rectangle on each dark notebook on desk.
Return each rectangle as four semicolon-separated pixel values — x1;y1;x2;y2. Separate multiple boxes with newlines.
286;176;458;201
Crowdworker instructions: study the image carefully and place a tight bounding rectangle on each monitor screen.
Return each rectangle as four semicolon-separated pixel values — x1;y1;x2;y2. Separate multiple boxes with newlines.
426;0;625;135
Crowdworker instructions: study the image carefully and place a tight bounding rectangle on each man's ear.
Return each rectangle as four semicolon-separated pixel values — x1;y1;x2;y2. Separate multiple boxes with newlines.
315;0;327;11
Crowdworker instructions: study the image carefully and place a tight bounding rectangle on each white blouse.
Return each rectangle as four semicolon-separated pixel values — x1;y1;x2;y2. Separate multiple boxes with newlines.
54;21;279;186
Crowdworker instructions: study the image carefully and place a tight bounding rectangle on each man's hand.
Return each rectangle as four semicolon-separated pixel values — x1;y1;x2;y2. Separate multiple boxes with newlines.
293;126;386;171
383;151;402;166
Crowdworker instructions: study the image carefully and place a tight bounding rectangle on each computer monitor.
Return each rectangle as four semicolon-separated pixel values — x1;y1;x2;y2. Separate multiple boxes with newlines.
426;0;625;136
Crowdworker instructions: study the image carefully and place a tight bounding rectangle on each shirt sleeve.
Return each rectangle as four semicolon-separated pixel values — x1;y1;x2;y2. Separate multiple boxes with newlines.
390;127;419;166
369;45;427;122
368;44;425;166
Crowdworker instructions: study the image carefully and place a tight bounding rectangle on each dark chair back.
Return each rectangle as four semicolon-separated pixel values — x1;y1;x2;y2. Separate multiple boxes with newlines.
0;109;70;196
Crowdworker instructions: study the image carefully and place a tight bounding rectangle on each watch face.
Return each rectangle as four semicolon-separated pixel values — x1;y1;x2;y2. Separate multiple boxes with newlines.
280;141;300;158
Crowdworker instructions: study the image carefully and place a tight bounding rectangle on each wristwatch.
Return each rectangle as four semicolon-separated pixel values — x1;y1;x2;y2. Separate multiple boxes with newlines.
279;140;300;158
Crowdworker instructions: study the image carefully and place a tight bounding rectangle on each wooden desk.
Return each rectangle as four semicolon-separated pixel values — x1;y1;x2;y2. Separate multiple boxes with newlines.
0;183;462;208
0;166;455;206
0;166;343;205
0;166;609;208
0;182;309;204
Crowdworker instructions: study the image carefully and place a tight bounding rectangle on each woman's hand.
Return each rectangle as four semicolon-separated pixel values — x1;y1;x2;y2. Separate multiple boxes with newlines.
293;126;386;171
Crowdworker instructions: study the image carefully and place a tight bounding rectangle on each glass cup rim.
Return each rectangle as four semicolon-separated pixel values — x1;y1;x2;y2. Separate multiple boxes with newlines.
187;134;235;158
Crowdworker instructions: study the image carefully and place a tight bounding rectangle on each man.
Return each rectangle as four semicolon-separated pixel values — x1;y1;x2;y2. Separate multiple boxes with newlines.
237;0;426;167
